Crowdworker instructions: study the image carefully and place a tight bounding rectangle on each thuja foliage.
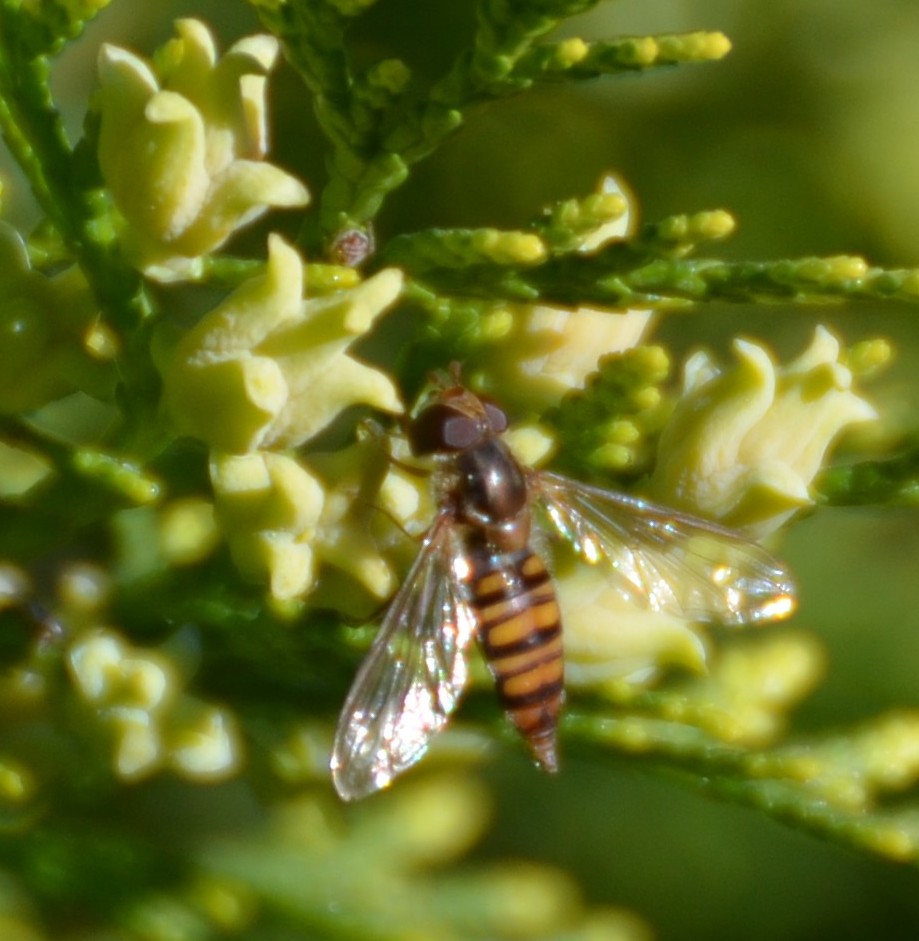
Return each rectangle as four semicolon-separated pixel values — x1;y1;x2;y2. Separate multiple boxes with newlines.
1;0;919;938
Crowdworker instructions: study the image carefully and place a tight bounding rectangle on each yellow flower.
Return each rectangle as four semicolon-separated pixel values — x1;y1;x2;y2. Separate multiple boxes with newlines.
210;428;429;608
67;628;242;782
162;235;403;452
559;565;709;687
470;176;652;413
650;326;877;537
166;703;242;780
210;450;326;601
97;19;309;281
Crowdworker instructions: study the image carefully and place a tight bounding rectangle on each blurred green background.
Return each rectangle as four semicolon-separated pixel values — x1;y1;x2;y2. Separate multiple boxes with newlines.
7;1;919;938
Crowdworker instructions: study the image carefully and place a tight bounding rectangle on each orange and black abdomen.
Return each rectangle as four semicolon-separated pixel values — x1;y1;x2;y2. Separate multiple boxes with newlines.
471;549;564;772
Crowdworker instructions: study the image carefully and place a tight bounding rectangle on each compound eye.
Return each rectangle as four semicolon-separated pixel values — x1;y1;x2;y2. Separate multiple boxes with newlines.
442;413;480;449
409;404;482;455
482;400;508;433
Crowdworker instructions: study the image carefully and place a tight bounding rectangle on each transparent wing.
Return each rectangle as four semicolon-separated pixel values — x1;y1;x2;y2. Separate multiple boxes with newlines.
331;514;477;801
535;471;797;626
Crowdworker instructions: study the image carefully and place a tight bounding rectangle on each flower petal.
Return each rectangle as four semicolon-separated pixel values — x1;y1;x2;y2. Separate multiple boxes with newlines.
211;451;325;599
179;160;310;256
96;21;308;280
560;566;709;686
651;327;877;536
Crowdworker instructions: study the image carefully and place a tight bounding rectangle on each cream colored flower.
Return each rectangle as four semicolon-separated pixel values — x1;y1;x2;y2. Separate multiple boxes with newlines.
162;235;403;452
650;326;877;538
211;435;413;607
97;18;309;281
470;176;652;413
167;704;242;780
559;565;709;687
210;450;325;601
67;628;242;782
68;629;174;780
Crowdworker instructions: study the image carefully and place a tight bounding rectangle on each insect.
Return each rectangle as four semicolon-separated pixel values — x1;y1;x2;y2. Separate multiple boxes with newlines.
330;380;797;800
328;224;375;267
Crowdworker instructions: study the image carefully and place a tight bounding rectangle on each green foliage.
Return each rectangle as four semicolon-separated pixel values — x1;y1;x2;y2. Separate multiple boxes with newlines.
0;0;146;332
1;1;919;939
544;345;671;479
399;245;915;309
815;443;919;506
513;31;732;83
0;0;114;58
565;634;919;862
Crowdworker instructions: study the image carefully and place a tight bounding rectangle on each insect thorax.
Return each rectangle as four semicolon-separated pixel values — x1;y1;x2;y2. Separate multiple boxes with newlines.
449;438;526;521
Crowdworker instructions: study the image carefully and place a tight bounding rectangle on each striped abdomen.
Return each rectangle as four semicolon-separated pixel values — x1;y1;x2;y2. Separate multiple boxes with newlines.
471;548;564;772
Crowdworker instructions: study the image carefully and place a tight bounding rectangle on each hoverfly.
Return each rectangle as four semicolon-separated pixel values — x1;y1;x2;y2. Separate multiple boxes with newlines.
331;380;797;800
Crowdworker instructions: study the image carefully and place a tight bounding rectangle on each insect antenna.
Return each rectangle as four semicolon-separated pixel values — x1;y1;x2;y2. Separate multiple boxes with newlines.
425;361;465;394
